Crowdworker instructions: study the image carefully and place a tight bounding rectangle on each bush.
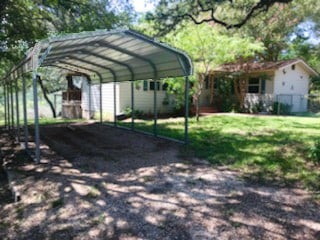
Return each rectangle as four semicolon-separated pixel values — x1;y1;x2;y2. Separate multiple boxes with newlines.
272;102;292;115
123;107;144;119
309;139;320;164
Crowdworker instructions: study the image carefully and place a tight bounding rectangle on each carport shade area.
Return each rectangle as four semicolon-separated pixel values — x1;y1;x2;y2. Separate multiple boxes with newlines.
2;29;193;164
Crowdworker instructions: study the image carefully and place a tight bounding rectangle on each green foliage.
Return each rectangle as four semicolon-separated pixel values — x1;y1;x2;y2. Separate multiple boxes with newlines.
311;76;320;92
148;0;294;36
163;77;194;111
123;107;144;119
162;24;263;116
166;23;264;72
272;102;292;115
309;139;320;164
0;0;135;80
214;78;238;112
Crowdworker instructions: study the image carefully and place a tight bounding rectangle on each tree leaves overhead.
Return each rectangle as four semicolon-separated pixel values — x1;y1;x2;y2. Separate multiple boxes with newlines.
0;0;134;78
148;0;293;36
165;23;264;73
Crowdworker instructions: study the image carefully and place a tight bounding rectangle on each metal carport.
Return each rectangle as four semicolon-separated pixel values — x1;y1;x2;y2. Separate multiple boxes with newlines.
2;29;193;164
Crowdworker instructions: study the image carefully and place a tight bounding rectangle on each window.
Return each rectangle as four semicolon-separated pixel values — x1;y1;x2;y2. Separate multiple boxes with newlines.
143;80;148;91
149;81;160;90
248;78;260;93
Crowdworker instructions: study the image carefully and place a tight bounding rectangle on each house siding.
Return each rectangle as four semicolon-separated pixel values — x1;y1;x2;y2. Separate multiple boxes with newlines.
82;79;174;118
273;63;310;112
82;80;120;118
119;80;174;115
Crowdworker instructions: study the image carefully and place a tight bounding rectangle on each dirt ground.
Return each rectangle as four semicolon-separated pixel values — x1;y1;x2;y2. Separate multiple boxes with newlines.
0;122;320;240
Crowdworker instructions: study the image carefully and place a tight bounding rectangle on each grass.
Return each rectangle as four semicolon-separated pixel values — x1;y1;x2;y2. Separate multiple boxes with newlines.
118;114;320;191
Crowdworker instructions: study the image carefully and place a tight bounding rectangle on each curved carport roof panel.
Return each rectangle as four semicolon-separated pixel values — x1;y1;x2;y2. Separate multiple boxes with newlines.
3;29;193;164
37;29;193;83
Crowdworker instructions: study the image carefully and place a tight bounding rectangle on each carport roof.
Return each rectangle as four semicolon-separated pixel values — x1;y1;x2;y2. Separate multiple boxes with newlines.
5;29;193;83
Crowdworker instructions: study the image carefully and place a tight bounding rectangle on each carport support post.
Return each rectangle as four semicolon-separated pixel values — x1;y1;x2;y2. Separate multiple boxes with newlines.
113;81;117;127
10;81;15;133
88;80;92;119
15;78;20;141
153;78;158;137
22;76;29;150
99;78;103;123
131;80;134;130
184;76;189;144
4;84;7;129
53;94;56;114
6;84;10;130
32;72;40;164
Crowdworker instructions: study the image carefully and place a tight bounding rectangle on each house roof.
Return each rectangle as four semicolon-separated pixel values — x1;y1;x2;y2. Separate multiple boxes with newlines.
4;29;193;83
214;59;318;77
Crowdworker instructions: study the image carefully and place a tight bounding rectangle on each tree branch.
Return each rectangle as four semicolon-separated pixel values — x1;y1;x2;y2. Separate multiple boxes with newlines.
153;0;293;36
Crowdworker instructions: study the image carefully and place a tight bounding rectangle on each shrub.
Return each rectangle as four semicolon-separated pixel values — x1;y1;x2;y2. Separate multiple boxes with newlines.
309;139;320;164
123;107;144;118
272;102;292;115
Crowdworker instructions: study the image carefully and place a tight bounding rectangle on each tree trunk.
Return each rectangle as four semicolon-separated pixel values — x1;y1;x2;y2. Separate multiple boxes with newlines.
194;73;205;121
37;76;56;118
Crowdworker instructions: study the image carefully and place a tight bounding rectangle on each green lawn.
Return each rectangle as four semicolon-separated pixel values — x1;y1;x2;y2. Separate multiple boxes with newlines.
119;114;320;191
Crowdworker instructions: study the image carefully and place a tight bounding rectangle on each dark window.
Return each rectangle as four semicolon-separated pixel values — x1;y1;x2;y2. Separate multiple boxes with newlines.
143;80;148;91
150;81;154;90
291;64;295;70
149;81;160;90
249;78;259;85
248;78;260;93
248;86;260;93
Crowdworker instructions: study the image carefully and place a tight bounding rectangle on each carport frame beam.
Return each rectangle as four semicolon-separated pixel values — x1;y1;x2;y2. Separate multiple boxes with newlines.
22;76;29;150
3;84;7;129
15;78;20;142
33;72;41;164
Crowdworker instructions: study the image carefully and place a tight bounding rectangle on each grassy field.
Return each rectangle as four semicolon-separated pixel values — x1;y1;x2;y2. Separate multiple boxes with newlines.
118;114;320;191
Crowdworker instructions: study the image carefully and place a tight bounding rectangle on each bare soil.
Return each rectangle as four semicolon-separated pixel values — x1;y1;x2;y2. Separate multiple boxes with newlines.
0;122;319;240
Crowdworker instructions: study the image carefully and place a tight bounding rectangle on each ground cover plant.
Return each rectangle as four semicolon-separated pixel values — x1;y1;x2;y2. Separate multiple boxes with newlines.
117;114;320;191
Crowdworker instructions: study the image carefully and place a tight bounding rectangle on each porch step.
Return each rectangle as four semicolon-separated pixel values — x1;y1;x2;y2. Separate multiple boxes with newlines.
199;107;218;113
192;106;218;115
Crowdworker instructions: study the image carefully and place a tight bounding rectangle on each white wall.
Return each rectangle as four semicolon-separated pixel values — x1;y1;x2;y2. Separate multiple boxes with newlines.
273;63;310;112
119;80;174;114
82;79;174;117
82;80;121;117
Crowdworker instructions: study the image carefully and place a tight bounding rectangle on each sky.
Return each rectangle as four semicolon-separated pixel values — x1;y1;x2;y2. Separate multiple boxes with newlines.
132;0;156;13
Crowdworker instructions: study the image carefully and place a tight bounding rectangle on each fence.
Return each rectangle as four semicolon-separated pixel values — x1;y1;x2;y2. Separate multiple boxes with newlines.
244;93;320;115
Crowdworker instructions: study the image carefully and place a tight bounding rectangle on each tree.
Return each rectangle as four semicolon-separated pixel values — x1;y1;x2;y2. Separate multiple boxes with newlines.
147;0;293;36
1;0;134;117
1;0;134;75
165;23;264;119
229;0;320;61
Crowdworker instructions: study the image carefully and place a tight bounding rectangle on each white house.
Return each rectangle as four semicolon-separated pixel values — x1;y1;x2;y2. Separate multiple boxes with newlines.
200;59;318;113
80;79;174;119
